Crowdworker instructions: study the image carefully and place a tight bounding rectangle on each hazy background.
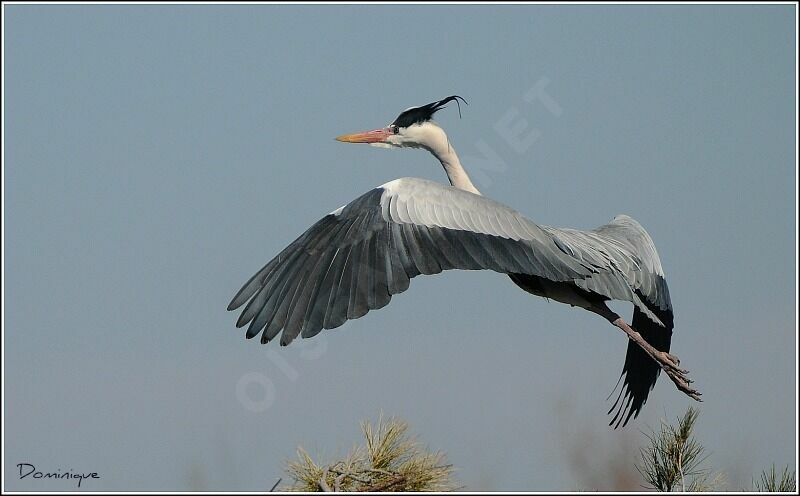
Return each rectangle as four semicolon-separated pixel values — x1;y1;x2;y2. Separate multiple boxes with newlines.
3;4;796;491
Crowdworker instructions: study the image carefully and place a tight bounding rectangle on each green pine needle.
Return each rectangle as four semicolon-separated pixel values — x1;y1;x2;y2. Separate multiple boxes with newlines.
284;414;455;492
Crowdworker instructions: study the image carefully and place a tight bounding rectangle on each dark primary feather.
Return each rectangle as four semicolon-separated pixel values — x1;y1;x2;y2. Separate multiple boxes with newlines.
608;296;674;428
391;95;468;128
227;179;599;345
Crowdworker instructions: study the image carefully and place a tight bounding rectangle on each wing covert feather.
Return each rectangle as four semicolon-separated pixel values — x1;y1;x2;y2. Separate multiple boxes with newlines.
229;177;670;345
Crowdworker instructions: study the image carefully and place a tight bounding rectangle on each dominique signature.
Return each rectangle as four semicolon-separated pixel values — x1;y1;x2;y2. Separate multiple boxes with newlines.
16;463;100;488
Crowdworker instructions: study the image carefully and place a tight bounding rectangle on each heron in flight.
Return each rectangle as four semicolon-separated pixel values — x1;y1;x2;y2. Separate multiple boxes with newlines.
228;96;701;427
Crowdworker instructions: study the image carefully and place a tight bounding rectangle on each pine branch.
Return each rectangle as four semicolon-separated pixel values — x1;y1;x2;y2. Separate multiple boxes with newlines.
283;415;455;491
754;464;796;492
635;407;719;491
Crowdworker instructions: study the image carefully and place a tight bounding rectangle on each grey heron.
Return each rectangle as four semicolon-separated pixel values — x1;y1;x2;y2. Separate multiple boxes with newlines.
227;96;701;427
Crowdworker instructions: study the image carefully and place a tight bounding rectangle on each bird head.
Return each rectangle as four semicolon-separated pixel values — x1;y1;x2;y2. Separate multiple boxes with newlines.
335;95;467;151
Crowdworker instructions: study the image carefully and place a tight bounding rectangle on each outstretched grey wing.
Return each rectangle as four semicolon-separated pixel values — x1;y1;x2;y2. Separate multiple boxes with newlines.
545;216;675;427
228;177;665;346
543;215;672;318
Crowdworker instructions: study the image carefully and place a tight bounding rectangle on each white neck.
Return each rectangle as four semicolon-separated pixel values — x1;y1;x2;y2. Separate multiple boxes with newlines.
392;121;482;195
428;137;481;195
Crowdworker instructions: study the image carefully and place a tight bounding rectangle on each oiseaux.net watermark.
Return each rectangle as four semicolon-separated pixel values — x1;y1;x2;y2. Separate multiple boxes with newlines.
464;77;563;188
236;333;328;413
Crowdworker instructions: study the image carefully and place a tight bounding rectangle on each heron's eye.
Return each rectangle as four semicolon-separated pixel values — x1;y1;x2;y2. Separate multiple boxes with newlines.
391;126;399;134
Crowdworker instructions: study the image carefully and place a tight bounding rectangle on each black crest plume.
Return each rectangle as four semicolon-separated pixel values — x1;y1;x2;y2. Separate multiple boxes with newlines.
391;95;468;128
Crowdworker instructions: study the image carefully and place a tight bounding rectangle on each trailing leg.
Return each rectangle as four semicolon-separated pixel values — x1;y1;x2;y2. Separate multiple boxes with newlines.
610;316;701;401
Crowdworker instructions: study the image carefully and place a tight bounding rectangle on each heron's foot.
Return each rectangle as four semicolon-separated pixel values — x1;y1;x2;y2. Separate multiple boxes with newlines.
663;352;680;366
657;351;702;402
611;317;702;402
657;351;687;373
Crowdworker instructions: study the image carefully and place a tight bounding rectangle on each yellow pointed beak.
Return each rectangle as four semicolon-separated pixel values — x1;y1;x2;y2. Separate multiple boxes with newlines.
335;127;393;144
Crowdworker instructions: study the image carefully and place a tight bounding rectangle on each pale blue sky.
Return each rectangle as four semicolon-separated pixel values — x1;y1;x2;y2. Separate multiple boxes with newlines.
3;3;796;491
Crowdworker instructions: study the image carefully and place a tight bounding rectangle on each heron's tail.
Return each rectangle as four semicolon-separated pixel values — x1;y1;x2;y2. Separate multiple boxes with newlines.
608;304;673;428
